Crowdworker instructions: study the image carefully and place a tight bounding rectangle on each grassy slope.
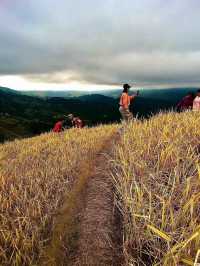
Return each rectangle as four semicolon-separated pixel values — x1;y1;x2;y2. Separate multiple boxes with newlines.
0;125;117;266
1;110;200;266
111;111;200;265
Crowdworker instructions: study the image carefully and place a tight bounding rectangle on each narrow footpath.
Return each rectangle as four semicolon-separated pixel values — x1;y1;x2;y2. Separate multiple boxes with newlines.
41;130;123;266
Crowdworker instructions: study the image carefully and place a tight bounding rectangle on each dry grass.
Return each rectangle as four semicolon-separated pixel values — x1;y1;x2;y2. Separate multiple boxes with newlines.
2;110;200;266
111;111;200;265
0;125;117;266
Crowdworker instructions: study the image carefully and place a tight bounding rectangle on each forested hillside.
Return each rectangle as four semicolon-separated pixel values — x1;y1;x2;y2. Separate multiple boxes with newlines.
1;86;196;142
0;87;119;142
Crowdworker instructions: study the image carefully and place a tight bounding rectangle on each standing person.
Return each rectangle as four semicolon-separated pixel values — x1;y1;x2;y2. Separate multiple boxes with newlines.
193;90;200;111
119;83;139;121
176;92;195;112
53;119;64;133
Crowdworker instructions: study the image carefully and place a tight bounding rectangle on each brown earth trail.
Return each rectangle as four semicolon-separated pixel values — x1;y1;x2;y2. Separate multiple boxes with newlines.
40;131;123;266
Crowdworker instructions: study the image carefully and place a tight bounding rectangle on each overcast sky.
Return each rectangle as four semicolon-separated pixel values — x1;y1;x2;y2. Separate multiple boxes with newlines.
0;0;200;90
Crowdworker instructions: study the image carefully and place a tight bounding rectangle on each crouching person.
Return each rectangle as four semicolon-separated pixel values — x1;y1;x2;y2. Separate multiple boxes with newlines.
67;114;84;128
53;119;64;133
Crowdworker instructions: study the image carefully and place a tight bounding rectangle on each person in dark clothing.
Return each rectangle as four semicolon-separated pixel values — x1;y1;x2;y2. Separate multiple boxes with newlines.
176;92;195;112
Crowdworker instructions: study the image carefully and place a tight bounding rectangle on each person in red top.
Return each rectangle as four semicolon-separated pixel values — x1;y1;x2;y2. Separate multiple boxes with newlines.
119;84;139;121
176;92;195;112
53;120;64;133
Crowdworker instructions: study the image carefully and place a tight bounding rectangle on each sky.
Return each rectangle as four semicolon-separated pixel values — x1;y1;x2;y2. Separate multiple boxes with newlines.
0;0;200;91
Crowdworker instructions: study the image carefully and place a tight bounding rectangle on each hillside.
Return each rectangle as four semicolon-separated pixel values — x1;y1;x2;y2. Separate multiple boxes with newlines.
1;86;198;143
0;125;118;265
111;111;200;265
19;87;199;101
0;87;120;142
1;111;200;265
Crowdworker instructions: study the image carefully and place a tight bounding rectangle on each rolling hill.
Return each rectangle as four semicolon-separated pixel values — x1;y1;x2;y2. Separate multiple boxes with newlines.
0;87;120;142
1;86;197;142
19;87;199;102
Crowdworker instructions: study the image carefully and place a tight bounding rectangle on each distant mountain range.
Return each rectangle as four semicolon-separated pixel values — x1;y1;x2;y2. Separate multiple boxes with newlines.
0;86;198;142
18;89;122;98
18;87;199;102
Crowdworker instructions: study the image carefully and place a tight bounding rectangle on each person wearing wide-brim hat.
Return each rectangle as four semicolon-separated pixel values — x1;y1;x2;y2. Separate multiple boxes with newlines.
119;83;139;121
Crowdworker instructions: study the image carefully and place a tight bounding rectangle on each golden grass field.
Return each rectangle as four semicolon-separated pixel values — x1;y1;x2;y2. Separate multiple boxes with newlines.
0;125;116;266
111;111;200;265
1;111;200;266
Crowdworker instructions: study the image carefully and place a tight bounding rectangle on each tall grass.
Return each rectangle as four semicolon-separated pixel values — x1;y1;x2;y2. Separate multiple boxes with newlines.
0;125;117;265
111;111;200;265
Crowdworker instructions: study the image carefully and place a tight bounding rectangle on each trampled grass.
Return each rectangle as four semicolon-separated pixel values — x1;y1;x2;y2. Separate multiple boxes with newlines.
111;111;200;265
0;125;117;266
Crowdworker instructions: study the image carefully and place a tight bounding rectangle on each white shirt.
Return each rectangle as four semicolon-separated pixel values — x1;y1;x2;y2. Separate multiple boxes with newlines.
193;96;200;111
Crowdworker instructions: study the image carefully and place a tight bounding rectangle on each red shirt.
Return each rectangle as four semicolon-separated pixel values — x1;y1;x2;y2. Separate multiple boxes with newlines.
53;121;63;132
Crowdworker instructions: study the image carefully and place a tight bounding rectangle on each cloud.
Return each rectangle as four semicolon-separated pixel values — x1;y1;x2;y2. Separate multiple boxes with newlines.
0;0;200;88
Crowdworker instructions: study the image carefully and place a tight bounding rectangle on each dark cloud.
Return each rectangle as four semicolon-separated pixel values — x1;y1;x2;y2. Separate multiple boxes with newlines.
0;0;200;87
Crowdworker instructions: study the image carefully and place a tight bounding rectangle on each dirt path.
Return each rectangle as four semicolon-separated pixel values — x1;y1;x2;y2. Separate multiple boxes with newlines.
72;133;122;266
41;131;123;266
